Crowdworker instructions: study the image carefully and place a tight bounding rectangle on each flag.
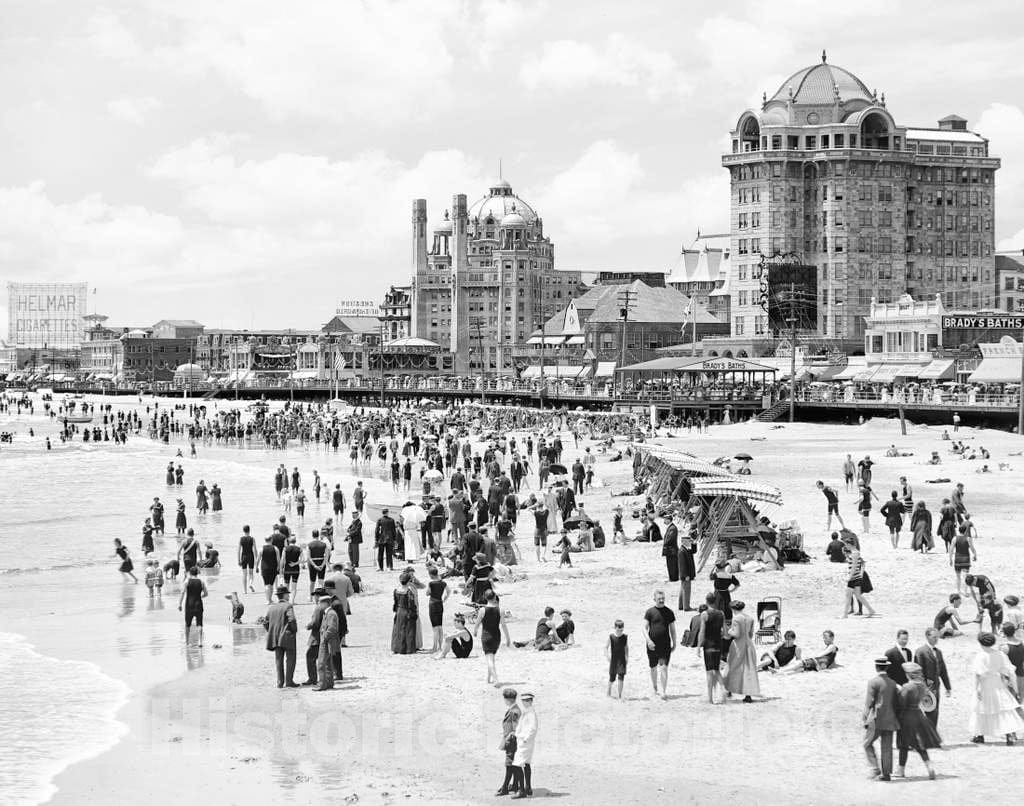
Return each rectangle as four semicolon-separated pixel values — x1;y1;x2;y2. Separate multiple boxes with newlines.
334;353;346;370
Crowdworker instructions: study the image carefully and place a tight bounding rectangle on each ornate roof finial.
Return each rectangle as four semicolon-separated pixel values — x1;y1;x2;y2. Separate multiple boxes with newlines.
880;91;886;106
444;209;450;221
872;88;878;101
762;91;767;106
822;49;827;63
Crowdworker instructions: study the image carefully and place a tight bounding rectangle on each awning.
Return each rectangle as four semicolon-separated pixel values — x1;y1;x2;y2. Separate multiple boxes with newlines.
835;362;868;380
894;364;927;379
522;365;585;379
853;366;879;382
815;365;847;381
94;372;114;381
565;335;585;345
868;365;904;383
917;359;956;380
291;369;321;380
968;357;1023;384
595;361;616;378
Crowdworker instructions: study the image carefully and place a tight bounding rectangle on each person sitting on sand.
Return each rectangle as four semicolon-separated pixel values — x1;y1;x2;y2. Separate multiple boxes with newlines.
934;593;965;638
758;630;802;672
435;613;474;659
976;464;991;474
928;451;942;465
513;607;564;651
941;430;951;441
774;630;838;674
748;535;782;572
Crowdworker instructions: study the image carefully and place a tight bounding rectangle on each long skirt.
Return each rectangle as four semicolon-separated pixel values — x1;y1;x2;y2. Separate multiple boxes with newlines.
391;607;418;654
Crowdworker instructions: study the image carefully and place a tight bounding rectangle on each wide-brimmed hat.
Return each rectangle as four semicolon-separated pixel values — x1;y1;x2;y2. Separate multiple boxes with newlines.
275;585;290;596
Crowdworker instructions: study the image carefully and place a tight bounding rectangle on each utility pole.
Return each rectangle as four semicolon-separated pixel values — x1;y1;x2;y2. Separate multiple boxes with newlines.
378;323;385;408
470;316;486;405
616;288;637;397
788;282;796;423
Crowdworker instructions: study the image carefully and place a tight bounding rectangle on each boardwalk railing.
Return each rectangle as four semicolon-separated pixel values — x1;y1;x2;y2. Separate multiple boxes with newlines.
793;388;1021;408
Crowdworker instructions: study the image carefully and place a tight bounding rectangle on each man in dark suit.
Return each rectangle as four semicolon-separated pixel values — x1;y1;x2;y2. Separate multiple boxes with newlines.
265;585;298;688
884;629;913;685
661;515;679;583
374;508;398;571
914;627;951;727
863;657;899;780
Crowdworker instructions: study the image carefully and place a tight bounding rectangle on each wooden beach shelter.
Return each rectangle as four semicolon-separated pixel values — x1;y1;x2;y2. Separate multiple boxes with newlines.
636;445;783;570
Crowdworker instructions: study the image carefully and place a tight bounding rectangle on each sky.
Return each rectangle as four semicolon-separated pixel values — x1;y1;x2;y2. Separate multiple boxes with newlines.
2;0;1024;334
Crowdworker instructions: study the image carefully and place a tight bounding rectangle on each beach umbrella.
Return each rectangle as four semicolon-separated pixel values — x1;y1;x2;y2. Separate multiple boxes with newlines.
734;452;753;461
423;468;443;481
562;515;594;530
548;463;568;475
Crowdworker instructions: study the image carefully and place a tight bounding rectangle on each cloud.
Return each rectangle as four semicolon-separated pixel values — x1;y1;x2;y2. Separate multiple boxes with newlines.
106;96;163;125
83;1;541;126
531;140;727;262
519;34;691;100
976;102;1024;245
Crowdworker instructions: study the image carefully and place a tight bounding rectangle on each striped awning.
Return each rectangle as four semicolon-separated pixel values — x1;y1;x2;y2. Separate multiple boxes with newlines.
917;359;955;380
691;478;784;506
595;361;616;378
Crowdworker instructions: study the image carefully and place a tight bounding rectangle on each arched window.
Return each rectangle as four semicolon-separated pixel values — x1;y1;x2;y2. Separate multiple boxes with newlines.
737;350;749;358
861;113;890;150
740;116;761;153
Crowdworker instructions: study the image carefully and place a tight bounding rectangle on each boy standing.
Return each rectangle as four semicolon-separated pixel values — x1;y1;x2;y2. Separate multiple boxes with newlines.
606;620;628;698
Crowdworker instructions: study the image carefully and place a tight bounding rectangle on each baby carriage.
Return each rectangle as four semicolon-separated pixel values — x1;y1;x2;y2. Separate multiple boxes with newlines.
755;597;782;645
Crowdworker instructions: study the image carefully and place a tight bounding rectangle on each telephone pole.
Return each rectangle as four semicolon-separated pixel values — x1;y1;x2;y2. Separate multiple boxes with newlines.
470;316;486;405
616;288;637;397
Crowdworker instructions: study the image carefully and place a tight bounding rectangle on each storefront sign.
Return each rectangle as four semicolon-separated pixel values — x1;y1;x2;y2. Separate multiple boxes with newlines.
942;315;1024;330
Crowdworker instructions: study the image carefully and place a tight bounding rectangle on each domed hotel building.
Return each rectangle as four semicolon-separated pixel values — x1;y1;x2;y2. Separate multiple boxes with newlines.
410;180;582;374
724;53;1000;349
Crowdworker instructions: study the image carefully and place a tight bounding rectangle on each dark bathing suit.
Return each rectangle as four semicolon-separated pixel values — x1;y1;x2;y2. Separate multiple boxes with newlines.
239;535;255;569
260;544;279;586
184;577;204;627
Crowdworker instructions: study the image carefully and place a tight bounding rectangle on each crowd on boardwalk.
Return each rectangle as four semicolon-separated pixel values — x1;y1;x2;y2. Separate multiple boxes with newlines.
7;386;1024;794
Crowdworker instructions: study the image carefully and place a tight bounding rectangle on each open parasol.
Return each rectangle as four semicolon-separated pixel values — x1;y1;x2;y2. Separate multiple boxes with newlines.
734;452;753;461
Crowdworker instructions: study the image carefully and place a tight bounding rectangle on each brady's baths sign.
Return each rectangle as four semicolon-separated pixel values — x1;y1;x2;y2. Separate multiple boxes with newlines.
702;359;750;371
942;315;1024;330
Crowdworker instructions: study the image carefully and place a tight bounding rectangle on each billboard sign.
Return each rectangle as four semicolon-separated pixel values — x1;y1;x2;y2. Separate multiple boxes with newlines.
759;254;818;334
8;283;88;348
335;299;381;318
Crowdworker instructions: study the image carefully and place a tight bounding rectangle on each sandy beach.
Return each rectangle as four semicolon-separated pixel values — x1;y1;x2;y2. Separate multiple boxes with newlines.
3;397;1024;805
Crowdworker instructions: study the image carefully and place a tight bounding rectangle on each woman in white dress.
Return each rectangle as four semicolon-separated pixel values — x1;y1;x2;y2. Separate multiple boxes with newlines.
969;632;1024;745
724;600;761;702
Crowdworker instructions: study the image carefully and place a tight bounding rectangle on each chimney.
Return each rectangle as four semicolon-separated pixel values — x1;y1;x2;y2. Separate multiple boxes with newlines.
410;199;427;338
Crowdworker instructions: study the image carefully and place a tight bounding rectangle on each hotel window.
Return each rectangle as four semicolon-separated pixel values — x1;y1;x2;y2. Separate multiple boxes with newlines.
750;238;761;253
821;134;830;149
734;316;745;335
738;265;748;280
859;186;871;202
772;163;782;177
879;211;892;227
738;291;748;306
834;237;845;253
878;186;893;203
738;239;748;255
834;133;845;148
788;135;799;149
805;135;816;150
878;237;892;253
849;134;857;147
738;213;748;229
751;212;761;228
771;135;782;150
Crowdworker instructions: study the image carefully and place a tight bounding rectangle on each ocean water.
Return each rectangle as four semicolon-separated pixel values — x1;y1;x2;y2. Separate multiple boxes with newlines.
0;393;396;804
0;632;129;806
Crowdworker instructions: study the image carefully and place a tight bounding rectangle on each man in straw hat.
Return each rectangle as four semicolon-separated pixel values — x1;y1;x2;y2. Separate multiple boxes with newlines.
862;656;899;781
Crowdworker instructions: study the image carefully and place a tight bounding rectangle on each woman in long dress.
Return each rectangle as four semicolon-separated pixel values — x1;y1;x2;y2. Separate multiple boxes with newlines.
724;601;760;702
390;570;419;655
895;662;940;779
969;632;1024;744
910;501;933;553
